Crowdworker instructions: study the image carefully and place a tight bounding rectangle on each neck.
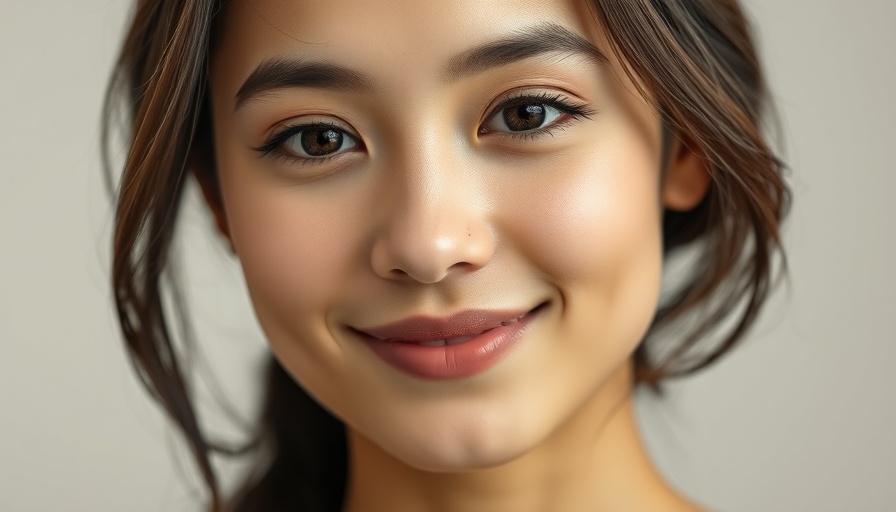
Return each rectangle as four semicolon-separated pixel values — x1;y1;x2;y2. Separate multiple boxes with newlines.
342;365;698;512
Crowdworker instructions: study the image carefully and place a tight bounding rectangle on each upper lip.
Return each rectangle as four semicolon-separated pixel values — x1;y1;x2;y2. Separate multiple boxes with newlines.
355;305;540;342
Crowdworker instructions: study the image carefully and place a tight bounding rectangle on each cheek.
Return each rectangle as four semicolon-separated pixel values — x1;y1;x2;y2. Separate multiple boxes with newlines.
228;190;344;314
501;125;665;386
507;134;663;292
214;148;367;364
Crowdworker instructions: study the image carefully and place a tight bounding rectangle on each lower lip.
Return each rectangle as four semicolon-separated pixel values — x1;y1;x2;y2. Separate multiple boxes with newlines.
355;306;543;381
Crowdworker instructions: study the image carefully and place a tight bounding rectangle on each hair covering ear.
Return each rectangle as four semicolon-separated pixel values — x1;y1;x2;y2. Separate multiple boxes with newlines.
661;127;712;212
190;148;235;252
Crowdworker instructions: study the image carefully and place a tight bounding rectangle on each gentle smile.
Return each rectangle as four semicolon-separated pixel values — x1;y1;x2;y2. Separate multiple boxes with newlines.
351;302;548;380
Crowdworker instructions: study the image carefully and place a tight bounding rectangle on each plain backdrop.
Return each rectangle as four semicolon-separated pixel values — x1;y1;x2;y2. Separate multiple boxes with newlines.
1;1;894;511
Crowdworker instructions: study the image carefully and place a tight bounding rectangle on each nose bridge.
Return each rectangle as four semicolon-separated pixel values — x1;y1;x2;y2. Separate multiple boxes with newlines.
370;133;495;284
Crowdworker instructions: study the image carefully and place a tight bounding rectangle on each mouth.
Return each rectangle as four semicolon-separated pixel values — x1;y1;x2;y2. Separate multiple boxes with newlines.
353;301;548;345
350;302;548;380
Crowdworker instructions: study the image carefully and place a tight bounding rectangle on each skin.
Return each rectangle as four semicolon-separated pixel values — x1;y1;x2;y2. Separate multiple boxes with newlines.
201;0;711;510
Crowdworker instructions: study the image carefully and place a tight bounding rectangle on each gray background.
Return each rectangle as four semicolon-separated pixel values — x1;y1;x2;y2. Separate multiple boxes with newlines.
1;1;894;510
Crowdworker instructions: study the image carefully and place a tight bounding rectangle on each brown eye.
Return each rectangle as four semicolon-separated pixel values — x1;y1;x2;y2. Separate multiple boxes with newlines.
485;101;563;133
301;128;342;156
283;124;358;158
504;104;546;131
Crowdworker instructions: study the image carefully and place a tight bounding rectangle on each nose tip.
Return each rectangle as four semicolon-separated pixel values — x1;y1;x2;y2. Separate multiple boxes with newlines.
370;220;495;284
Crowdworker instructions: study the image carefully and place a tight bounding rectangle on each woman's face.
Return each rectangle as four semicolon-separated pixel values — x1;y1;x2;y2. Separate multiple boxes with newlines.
207;0;703;470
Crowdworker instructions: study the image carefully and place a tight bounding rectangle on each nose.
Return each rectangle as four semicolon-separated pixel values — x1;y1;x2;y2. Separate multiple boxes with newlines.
369;151;496;284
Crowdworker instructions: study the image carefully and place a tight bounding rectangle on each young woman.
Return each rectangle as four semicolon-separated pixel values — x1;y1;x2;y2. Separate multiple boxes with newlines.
103;0;790;510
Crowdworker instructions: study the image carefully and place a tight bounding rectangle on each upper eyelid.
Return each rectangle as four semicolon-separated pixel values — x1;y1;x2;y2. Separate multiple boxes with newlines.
270;119;360;145
497;90;574;103
498;86;581;101
270;117;357;138
483;90;586;118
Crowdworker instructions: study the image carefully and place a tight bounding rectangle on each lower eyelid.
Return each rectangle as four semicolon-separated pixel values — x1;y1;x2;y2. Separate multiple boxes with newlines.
269;147;362;170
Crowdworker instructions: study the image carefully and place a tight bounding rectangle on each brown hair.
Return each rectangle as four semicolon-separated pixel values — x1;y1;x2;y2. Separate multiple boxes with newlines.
102;0;790;510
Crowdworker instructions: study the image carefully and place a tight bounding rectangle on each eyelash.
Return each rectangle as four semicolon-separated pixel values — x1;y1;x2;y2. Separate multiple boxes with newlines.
254;92;596;166
253;120;354;167
480;91;596;140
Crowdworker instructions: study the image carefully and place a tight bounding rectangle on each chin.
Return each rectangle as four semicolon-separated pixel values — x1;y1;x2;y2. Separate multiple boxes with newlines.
365;406;547;473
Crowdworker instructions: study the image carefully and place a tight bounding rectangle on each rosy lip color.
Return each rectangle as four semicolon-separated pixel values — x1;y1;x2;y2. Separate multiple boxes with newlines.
352;305;544;380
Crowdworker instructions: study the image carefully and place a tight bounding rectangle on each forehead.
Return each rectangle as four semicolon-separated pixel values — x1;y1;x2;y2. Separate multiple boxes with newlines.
211;0;613;93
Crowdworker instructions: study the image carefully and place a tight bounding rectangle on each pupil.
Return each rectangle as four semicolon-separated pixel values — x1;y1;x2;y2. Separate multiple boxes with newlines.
504;104;545;131
301;128;342;156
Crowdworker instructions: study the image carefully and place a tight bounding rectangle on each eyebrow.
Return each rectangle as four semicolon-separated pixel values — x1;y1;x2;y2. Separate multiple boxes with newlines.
444;22;608;81
234;22;608;110
235;60;375;109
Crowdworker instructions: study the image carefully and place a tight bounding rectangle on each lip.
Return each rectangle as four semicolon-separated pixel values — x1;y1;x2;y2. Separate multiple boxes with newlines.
351;302;547;380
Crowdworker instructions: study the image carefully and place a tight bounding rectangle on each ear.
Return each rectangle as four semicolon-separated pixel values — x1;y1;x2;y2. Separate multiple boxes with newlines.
661;135;712;212
189;148;235;253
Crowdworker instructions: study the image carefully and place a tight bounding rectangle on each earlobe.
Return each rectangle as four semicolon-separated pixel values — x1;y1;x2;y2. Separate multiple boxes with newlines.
661;136;712;212
189;149;235;253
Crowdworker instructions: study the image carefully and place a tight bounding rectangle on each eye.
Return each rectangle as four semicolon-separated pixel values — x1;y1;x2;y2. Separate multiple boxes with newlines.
254;121;360;163
485;102;563;133
480;92;596;139
283;124;358;158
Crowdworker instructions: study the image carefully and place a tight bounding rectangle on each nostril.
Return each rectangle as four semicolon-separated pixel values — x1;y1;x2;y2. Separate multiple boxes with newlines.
388;266;448;285
447;261;479;273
